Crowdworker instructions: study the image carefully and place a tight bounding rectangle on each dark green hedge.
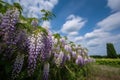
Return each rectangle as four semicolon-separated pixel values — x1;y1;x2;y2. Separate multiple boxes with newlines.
90;54;120;58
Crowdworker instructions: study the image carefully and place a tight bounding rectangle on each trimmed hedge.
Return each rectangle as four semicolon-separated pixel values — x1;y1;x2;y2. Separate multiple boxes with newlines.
90;55;107;58
90;54;120;58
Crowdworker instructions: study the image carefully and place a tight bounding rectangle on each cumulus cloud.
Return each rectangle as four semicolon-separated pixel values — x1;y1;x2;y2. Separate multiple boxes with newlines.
82;11;120;55
60;14;86;44
68;32;79;36
107;0;120;11
85;30;110;39
63;0;120;55
61;14;86;34
78;1;120;55
97;12;120;31
84;10;120;48
74;36;83;42
4;0;58;18
67;35;84;44
80;34;120;55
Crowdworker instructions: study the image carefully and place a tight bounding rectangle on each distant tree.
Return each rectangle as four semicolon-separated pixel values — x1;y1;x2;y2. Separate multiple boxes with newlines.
106;43;117;58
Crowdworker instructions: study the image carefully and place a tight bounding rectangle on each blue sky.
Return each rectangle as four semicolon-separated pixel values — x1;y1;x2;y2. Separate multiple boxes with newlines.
4;0;120;55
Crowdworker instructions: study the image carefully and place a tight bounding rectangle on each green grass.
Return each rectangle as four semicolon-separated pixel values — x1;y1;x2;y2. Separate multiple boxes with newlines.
86;59;120;80
95;58;120;66
88;64;120;80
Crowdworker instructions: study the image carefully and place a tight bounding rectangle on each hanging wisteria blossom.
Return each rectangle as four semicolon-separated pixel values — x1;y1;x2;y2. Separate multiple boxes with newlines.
27;31;44;76
0;9;19;44
12;54;24;79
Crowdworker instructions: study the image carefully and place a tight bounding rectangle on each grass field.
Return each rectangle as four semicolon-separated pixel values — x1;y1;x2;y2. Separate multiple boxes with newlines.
86;59;120;80
95;58;120;66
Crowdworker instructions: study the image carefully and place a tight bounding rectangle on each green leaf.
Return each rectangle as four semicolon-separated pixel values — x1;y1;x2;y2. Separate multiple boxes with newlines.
40;9;55;21
13;3;23;14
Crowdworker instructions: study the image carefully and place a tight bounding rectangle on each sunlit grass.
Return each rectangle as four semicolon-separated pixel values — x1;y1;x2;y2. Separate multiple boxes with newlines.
86;59;120;80
95;58;120;67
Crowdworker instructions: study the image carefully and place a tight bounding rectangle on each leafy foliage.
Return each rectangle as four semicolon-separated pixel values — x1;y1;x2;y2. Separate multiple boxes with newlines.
40;9;55;21
106;43;117;58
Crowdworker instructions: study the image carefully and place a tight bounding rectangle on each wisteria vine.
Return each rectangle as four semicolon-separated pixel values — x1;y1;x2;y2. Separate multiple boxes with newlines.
0;2;94;80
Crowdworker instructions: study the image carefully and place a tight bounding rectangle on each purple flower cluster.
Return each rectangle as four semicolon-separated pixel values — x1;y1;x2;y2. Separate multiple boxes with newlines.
12;54;24;79
61;54;68;66
27;32;44;76
41;30;52;61
76;55;84;66
27;28;53;76
67;54;71;61
54;51;67;67
52;36;93;69
71;51;76;59
15;30;28;51
55;51;64;67
84;57;95;64
0;9;19;44
41;30;52;80
60;37;66;47
64;44;71;52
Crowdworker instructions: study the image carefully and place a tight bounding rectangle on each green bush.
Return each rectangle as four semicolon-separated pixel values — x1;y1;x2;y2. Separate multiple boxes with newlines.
106;43;117;58
90;55;107;58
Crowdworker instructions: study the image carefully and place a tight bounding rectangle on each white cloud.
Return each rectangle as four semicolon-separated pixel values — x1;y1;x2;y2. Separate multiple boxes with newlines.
107;0;120;11
82;11;120;55
84;0;120;55
85;30;110;39
60;14;86;45
86;34;120;55
4;0;58;18
82;35;120;55
74;36;83;43
68;32;79;36
61;1;120;55
97;12;120;31
76;3;120;55
61;14;86;34
67;35;84;44
42;21;51;28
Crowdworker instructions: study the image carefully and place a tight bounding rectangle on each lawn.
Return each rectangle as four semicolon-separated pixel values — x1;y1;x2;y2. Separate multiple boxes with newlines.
86;59;120;80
